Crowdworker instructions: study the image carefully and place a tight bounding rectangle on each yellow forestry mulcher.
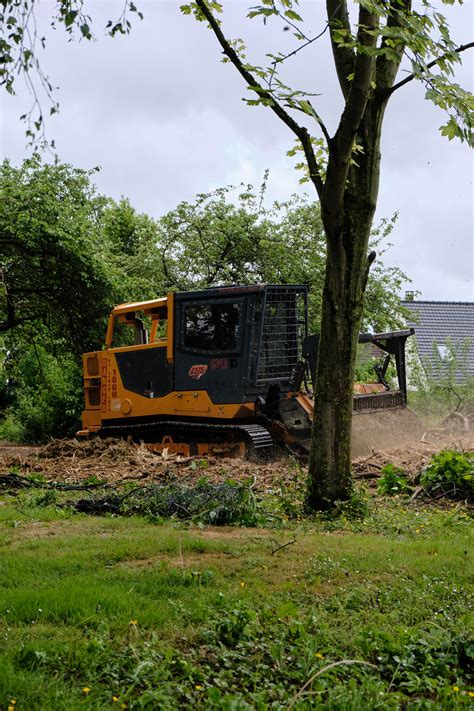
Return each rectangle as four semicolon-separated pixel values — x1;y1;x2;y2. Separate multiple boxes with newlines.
78;284;419;458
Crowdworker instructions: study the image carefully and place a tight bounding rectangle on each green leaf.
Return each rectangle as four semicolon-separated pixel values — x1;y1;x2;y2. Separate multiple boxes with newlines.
80;23;91;38
284;9;303;22
440;116;463;141
64;10;78;28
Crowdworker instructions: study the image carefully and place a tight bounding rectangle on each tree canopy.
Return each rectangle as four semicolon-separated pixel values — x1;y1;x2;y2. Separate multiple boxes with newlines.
0;156;410;442
147;183;409;332
0;155;113;352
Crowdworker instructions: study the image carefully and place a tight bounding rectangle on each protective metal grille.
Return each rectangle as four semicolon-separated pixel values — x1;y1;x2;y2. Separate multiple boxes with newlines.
256;286;307;383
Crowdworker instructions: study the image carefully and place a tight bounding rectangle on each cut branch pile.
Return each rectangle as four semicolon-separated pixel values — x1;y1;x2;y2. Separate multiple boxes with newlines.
352;449;431;481
1;428;473;501
66;481;257;525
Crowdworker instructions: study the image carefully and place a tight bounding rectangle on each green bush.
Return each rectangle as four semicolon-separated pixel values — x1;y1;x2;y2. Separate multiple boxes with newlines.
0;413;24;442
421;450;473;500
0;347;83;443
377;464;411;496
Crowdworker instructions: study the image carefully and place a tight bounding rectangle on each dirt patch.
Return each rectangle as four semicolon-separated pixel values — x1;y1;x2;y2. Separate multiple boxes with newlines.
115;551;240;571
1;426;473;491
196;527;272;540
3;518;111;546
353;431;474;482
0;443;40;459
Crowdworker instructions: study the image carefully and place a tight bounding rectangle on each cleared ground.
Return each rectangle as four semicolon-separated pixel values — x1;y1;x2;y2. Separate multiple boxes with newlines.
1;424;473;490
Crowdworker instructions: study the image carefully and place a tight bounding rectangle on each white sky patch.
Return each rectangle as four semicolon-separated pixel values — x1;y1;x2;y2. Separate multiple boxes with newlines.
1;0;473;301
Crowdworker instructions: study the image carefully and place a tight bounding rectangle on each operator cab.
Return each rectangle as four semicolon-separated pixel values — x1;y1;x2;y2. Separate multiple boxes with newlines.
173;284;308;404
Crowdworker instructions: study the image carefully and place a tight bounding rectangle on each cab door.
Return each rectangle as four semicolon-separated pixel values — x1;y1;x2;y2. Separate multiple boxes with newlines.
174;296;247;405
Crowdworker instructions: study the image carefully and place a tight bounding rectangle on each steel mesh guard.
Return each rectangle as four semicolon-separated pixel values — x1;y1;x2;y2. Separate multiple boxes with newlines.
256;286;307;383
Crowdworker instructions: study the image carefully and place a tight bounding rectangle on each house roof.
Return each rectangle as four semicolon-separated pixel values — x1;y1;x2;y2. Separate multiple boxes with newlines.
401;300;474;377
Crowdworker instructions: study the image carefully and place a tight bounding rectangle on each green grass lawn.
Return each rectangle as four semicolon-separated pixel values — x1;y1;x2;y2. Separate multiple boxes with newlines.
0;493;472;710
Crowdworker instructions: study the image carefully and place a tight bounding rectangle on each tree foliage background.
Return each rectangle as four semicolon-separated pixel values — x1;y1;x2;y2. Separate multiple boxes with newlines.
0;156;409;442
1;1;472;509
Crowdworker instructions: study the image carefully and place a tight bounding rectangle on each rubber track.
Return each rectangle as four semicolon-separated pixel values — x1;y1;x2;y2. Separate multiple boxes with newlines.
100;419;274;450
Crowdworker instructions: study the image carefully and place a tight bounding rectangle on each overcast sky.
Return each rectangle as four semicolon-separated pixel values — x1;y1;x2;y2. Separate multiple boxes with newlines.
1;0;473;301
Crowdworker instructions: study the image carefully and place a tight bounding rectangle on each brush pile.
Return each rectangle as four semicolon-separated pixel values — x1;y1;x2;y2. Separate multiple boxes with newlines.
68;480;258;524
0;437;296;491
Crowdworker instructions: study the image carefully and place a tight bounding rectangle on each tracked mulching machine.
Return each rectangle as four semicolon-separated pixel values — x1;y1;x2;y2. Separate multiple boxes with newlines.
78;285;419;458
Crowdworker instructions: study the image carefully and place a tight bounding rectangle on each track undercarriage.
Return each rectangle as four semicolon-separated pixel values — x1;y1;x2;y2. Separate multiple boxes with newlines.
98;418;275;459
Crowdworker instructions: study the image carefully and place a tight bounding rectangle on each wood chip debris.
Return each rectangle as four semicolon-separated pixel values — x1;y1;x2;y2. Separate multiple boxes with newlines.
1;427;473;491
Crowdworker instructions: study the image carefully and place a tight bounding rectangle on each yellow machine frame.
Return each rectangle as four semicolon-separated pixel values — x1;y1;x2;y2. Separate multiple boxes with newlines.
79;293;255;438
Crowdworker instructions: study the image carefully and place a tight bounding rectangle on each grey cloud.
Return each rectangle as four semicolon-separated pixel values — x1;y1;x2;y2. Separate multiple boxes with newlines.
1;0;472;301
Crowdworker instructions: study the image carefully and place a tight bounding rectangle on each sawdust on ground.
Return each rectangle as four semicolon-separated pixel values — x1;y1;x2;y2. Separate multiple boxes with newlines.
1;425;473;490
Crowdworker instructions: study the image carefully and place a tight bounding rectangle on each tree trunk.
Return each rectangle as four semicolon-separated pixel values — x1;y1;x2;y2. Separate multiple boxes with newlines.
306;100;386;510
306;220;371;509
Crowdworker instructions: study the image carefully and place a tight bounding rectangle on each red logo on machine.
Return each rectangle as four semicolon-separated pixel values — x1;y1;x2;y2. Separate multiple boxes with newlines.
211;358;229;369
188;364;208;380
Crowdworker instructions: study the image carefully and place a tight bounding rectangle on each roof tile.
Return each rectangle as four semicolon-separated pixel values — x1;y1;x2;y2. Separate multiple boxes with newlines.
402;301;474;377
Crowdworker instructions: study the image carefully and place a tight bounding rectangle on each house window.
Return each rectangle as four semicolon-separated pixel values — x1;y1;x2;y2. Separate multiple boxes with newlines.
437;344;450;361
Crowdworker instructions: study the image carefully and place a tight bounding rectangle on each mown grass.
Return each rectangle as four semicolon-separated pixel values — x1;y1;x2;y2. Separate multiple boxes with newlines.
0;491;472;710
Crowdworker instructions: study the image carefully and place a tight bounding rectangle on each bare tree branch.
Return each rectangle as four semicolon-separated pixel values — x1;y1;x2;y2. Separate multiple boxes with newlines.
270;0;311;42
271;21;329;74
195;0;325;198
267;22;329;93
362;250;377;294
326;0;355;99
388;42;474;95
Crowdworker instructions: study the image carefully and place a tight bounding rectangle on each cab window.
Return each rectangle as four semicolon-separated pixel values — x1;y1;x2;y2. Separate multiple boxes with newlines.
183;301;242;353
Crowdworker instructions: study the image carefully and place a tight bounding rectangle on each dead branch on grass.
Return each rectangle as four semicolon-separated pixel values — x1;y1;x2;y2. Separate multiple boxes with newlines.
270;539;297;555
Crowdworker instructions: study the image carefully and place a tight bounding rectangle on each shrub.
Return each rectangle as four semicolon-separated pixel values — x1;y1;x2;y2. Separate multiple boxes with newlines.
421;450;473;500
377;464;411;496
0;347;83;443
68;480;266;526
0;413;24;442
